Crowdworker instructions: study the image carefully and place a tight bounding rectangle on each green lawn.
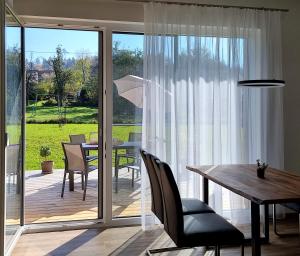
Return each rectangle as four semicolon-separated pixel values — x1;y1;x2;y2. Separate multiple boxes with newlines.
26;102;98;123
25;101;142;170
26;124;141;170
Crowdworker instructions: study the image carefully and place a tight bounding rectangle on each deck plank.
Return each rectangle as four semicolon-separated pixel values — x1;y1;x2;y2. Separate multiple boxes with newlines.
21;169;141;224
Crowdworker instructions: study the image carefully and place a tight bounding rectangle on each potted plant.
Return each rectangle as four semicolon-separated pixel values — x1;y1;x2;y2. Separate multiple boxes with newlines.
40;145;54;174
256;159;268;179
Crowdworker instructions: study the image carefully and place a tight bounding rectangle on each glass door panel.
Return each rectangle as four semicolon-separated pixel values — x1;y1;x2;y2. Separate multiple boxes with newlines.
112;33;143;218
24;28;102;223
5;8;22;249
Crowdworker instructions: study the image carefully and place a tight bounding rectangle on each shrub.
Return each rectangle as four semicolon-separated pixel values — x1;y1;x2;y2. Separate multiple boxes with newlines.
40;145;51;161
42;98;57;106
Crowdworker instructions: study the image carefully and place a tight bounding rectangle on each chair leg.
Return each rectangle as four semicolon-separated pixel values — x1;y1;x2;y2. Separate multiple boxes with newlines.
131;169;135;188
298;214;300;233
273;204;299;237
115;168;119;193
61;171;67;198
81;173;84;190
8;175;11;193
147;247;190;255
83;173;88;201
241;242;244;256
215;245;220;256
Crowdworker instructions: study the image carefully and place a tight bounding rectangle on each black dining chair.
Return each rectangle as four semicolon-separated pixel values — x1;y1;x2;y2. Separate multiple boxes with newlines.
146;158;244;255
140;149;164;223
140;149;215;224
273;203;300;236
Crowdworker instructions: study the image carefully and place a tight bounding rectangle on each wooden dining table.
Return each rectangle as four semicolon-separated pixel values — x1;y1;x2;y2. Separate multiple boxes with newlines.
186;164;300;256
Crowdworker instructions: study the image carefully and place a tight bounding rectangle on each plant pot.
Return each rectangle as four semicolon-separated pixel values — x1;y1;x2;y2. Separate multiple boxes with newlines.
41;160;54;174
257;167;266;179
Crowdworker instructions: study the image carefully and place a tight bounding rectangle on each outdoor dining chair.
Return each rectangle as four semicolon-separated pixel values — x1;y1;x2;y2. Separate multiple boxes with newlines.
61;143;97;201
115;132;142;189
69;134;98;162
6;144;21;193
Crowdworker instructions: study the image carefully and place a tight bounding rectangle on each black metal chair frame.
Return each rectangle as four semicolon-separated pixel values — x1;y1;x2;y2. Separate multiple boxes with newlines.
273;204;300;237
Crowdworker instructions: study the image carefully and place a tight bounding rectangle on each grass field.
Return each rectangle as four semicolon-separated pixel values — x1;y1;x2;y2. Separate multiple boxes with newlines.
25;101;142;170
26;102;98;123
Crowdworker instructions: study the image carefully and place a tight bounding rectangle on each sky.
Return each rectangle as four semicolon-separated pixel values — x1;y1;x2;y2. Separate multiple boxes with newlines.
23;28;143;60
6;26;21;49
8;27;241;67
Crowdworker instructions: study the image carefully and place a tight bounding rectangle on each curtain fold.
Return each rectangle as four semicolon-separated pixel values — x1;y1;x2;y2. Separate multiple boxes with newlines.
142;3;284;229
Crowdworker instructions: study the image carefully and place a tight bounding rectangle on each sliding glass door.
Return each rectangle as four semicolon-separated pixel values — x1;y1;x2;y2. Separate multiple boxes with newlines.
112;32;143;218
4;6;23;253
1;18;104;253
24;28;103;224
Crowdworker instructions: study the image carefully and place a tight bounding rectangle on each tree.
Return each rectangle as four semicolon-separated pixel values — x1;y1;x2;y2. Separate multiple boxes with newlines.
112;41;143;123
25;53;38;104
6;46;22;118
50;46;72;106
75;50;92;85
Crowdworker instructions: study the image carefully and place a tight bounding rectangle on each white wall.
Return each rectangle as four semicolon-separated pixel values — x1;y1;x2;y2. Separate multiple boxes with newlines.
13;0;300;172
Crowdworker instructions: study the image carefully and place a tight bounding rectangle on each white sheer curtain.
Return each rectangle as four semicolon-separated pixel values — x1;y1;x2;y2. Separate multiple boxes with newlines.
142;3;284;229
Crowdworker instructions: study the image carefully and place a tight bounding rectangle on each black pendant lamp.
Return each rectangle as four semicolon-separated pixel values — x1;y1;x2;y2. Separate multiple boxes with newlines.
238;79;285;88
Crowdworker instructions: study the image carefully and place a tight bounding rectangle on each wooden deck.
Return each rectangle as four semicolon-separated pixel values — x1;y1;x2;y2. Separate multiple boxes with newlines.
24;168;141;224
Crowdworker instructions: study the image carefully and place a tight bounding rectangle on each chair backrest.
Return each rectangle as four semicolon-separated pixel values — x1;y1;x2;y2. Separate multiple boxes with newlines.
140;149;164;223
127;132;142;155
6;144;20;174
158;160;184;246
69;134;86;144
89;132;98;144
62;143;86;172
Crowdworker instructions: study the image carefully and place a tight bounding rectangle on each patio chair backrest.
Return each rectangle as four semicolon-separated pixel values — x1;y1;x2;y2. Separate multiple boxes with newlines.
127;132;142;155
69;134;86;144
6;144;20;174
62;143;86;172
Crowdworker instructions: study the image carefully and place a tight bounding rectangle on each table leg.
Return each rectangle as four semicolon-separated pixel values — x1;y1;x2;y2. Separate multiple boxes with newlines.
203;177;209;204
69;172;74;191
263;204;270;243
251;202;261;256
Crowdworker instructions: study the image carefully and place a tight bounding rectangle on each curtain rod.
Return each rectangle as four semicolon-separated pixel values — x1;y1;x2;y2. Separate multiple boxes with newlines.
117;0;289;12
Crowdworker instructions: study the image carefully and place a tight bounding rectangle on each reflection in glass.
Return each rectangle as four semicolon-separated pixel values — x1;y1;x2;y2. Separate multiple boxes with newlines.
112;33;143;218
5;9;22;249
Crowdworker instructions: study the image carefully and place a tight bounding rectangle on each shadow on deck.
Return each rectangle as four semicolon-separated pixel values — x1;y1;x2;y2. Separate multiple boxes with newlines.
25;168;141;224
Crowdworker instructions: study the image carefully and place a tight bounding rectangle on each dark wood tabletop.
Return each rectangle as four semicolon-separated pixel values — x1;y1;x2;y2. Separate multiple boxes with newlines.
187;164;300;205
